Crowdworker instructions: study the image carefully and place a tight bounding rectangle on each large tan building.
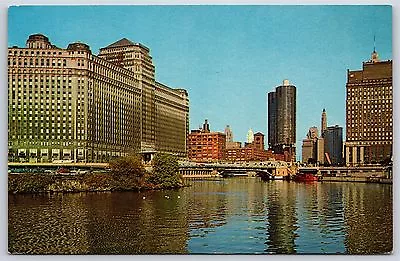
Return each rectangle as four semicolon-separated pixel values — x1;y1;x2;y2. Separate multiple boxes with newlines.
345;49;392;165
8;34;189;163
98;38;157;155
155;82;189;157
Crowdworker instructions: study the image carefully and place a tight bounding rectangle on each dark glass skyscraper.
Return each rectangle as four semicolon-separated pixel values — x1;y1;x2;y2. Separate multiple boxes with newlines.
323;125;344;165
267;79;296;161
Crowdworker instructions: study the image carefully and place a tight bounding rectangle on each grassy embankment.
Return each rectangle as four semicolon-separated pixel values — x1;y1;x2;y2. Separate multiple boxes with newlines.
8;153;184;194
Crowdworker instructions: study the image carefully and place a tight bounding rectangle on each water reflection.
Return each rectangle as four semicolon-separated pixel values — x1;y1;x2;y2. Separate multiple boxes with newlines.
343;183;392;254
264;181;298;254
8;178;392;254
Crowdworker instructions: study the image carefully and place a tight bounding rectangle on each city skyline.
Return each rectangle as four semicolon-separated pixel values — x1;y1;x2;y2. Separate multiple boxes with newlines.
7;5;392;159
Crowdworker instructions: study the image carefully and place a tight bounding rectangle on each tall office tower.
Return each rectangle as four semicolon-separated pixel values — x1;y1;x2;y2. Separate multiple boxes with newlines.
268;79;296;161
321;109;327;134
224;125;233;143
345;49;392;165
8;34;189;163
323;125;344;165
98;38;156;155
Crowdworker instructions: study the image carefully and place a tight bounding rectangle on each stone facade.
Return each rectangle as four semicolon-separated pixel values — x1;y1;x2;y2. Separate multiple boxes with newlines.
8;34;189;163
345;50;392;165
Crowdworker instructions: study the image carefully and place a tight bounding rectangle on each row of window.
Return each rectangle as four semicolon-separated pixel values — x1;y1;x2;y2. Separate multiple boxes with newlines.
9;49;63;56
9;58;67;67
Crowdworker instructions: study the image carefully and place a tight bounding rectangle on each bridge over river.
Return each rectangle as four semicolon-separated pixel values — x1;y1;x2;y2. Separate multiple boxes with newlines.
178;161;293;179
8;161;293;180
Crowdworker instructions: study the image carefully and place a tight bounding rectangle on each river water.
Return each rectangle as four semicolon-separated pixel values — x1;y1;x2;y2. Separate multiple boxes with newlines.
8;178;392;254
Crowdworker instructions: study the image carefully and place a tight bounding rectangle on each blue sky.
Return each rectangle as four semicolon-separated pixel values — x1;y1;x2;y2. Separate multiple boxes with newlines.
8;5;392;159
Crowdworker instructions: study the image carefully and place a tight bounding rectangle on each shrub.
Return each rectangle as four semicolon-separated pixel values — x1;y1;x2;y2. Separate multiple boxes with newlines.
147;153;183;189
109;154;146;190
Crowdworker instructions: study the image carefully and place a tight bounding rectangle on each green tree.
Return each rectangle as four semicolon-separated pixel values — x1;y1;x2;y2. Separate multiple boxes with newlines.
109;154;146;190
148;153;183;189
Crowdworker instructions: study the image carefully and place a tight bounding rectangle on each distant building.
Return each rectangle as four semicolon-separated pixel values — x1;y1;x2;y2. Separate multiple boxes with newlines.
267;79;296;161
202;119;210;133
323;125;344;165
253;132;265;151
224;125;233;142
345;49;392;165
225;131;278;162
225;147;273;162
225;125;240;149
187;120;225;162
301;139;315;164
321;109;327;134
316;137;325;164
301;127;319;164
247;128;254;144
226;141;241;149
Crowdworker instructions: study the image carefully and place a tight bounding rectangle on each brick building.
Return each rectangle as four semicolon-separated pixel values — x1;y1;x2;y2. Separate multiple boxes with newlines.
187;120;226;162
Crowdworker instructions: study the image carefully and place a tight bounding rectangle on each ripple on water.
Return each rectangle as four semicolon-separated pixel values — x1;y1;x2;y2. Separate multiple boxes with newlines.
8;180;393;254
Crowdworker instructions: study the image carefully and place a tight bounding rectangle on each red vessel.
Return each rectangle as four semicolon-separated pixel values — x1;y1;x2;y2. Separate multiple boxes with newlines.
294;173;318;182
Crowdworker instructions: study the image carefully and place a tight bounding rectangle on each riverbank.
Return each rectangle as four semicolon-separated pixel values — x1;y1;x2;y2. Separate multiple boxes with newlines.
320;176;392;184
8;172;185;194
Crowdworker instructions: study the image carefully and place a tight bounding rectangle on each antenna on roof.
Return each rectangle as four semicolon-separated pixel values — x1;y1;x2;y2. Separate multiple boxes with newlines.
373;34;376;53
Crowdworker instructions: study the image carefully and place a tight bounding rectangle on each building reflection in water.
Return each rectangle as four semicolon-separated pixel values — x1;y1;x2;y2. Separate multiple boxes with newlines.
264;181;298;254
8;179;392;254
82;190;189;254
9;191;190;254
294;182;346;253
342;183;392;254
9;193;91;254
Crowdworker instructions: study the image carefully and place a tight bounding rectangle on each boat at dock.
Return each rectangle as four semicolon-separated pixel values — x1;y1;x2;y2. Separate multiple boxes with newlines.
294;172;319;182
294;167;319;182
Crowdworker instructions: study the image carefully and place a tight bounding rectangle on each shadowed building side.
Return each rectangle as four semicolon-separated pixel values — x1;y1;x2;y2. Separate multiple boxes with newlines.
267;79;296;162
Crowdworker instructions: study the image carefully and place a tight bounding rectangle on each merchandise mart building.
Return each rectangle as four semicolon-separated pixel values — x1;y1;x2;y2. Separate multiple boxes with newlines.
8;34;189;163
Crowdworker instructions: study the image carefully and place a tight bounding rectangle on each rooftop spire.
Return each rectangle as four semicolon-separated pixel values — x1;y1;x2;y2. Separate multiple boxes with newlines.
370;34;380;63
373;34;376;53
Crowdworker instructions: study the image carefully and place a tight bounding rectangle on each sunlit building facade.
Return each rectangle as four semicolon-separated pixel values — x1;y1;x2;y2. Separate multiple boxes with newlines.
345;49;392;165
187;120;226;162
8;34;189;162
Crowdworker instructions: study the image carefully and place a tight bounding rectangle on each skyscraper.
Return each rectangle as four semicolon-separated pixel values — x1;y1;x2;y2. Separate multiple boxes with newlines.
345;49;392;165
267;79;296;161
323;125;343;165
321;109;327;134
